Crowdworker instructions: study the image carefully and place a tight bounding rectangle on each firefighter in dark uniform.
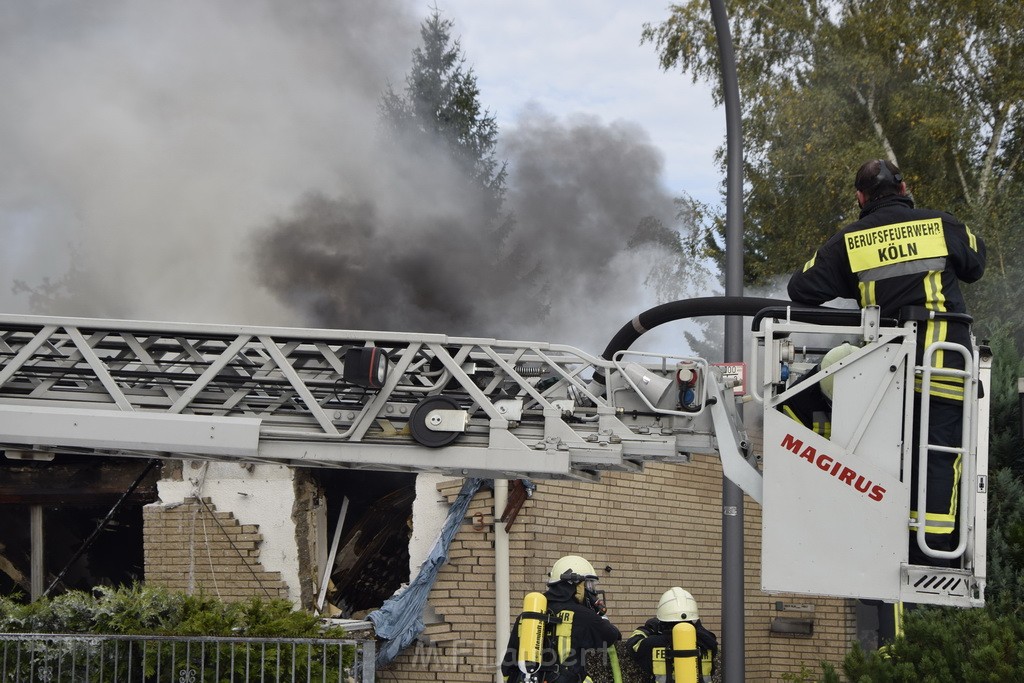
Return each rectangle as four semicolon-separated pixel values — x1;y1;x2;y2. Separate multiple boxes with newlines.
501;555;621;683
788;159;986;642
626;587;717;683
789;158;985;560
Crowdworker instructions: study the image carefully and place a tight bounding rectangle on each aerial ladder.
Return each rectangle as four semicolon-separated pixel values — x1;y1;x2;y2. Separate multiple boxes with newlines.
0;297;989;608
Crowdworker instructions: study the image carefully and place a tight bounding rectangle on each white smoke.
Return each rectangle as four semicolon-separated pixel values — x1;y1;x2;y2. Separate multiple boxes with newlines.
0;0;418;325
0;1;708;355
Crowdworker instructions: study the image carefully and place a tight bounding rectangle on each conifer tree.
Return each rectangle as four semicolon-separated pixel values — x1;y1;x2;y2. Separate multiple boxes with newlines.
379;8;508;223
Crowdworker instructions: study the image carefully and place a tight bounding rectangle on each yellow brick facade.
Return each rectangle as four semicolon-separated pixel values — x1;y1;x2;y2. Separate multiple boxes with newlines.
143;497;289;602
382;456;857;681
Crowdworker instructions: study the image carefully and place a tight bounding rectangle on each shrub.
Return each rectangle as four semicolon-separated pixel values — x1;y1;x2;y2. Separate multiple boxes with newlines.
0;584;343;638
841;607;1024;682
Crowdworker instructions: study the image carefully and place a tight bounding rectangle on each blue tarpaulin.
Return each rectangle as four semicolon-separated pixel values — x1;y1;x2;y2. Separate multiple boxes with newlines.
368;477;485;666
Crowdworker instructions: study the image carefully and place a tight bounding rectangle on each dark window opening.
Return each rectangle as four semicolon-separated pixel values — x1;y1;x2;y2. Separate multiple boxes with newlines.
0;455;158;601
315;471;417;618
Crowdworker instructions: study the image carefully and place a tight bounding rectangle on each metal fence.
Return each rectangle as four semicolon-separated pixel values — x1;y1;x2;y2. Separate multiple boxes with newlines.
0;633;374;682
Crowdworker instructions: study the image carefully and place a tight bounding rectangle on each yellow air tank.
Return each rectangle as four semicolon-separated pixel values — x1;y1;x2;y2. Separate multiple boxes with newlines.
517;592;548;680
672;621;698;683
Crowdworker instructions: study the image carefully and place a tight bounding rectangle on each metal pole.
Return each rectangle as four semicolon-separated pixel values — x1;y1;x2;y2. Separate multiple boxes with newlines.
708;0;746;680
30;505;44;601
494;479;510;683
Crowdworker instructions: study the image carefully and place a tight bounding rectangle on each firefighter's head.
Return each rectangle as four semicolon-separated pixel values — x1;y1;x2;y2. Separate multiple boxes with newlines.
656;587;700;623
548;555;603;611
855;159;906;205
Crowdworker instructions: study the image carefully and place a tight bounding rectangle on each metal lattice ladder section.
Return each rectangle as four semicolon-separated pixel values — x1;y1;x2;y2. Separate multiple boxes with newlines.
0;314;728;481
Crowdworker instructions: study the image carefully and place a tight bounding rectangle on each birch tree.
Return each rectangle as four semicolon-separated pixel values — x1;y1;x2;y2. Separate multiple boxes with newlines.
642;0;1024;285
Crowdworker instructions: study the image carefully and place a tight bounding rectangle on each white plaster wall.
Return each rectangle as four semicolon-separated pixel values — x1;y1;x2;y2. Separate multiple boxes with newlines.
407;473;451;580
157;460;303;603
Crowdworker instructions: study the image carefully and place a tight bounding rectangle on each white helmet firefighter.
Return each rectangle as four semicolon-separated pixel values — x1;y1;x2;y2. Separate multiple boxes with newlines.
547;555;605;614
501;554;621;683
626;587;719;683
656;586;700;623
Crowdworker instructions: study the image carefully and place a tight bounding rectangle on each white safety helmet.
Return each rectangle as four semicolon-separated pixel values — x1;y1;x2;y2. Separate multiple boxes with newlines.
820;343;857;401
656;587;700;623
548;555;598;584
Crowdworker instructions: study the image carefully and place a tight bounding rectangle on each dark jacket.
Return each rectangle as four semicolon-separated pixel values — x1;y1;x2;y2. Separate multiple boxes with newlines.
625;617;718;682
501;582;621;683
788;194;985;394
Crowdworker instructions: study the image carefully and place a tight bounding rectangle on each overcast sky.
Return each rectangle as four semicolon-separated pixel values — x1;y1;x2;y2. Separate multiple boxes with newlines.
426;1;724;204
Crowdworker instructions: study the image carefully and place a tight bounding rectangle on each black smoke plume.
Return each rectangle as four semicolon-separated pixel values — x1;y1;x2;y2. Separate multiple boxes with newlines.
253;107;689;350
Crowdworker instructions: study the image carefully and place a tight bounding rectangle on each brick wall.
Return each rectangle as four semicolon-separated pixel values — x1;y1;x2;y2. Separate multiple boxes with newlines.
144;497;288;601
381;456;857;681
383;480;500;681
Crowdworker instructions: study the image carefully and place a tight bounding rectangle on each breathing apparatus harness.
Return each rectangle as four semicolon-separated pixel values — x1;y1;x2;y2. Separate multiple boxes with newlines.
515;572;609;683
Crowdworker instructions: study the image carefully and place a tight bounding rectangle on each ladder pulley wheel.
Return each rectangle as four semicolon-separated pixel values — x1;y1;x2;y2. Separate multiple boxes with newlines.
409;396;461;448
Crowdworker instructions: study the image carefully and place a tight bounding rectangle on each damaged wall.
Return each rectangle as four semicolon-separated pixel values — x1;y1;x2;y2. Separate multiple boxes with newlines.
143;497;290;601
135;447;856;680
381;456;857;682
144;461;417;613
408;473;453;574
145;461;323;605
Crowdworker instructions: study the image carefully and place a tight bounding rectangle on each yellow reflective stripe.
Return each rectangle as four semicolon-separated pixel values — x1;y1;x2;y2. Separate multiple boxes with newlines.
949;452;963;520
802;253;816;272
914;377;965;401
923;271;948;367
909;511;957;534
845;219;947;272
858;280;876;307
781;405;801;424
925;271;947;312
930;386;965;401
555;611;573;664
652;646;667;676
908;452;962;534
932;377;966;397
924;513;957;533
965;224;978;251
928;376;966;388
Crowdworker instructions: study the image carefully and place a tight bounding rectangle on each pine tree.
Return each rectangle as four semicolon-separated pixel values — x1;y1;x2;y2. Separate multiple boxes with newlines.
379;8;508;222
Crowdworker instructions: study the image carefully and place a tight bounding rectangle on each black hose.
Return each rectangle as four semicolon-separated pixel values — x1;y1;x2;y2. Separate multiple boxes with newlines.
600;296;799;360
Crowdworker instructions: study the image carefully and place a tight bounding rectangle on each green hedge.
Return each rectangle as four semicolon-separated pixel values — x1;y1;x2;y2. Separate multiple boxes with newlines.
0;583;344;639
839;608;1024;683
0;585;357;681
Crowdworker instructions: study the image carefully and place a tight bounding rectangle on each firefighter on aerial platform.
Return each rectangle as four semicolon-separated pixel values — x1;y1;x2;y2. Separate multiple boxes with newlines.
788;159;986;566
788;159;986;644
626;587;718;683
501;554;621;683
